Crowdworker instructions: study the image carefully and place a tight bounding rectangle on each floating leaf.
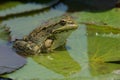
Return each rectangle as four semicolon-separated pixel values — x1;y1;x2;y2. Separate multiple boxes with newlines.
50;73;120;80
73;8;120;28
0;45;26;75
87;24;120;75
33;51;81;76
66;24;120;78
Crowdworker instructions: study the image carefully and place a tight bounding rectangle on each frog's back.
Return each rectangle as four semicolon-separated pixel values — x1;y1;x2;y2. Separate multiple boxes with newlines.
25;18;60;45
25;15;73;46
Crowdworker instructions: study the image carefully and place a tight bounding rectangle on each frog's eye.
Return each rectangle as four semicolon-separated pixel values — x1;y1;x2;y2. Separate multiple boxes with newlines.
60;19;66;25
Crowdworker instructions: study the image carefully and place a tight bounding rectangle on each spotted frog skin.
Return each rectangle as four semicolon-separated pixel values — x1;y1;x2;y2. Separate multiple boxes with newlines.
13;16;78;55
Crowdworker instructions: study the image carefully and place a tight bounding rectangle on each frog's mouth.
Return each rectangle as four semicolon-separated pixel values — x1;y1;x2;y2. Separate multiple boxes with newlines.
52;24;78;33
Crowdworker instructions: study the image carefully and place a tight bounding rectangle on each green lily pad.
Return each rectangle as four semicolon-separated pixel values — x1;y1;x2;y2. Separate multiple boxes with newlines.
87;24;120;75
51;73;120;80
66;24;120;78
71;10;120;76
32;51;81;76
73;8;120;28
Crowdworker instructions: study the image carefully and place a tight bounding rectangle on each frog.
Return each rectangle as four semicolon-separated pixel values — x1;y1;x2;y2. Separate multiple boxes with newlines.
13;15;78;55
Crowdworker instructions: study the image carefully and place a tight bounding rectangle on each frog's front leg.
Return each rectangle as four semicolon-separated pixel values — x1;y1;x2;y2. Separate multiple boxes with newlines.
40;39;53;53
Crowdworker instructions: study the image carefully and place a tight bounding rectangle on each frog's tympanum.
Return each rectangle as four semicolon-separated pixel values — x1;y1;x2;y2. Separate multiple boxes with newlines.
13;16;78;55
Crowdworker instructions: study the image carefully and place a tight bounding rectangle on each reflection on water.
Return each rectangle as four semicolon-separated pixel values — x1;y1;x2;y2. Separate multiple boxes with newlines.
1;3;68;40
66;24;91;77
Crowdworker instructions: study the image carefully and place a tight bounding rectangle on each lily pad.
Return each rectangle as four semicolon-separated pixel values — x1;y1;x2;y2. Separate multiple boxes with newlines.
87;24;120;75
0;45;26;74
33;51;81;76
66;24;120;78
73;8;120;28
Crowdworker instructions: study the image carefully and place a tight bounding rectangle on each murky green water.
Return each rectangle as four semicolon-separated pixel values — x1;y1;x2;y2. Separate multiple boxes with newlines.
0;1;120;80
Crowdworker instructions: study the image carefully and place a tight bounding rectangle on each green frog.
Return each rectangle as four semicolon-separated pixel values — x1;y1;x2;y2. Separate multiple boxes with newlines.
13;16;78;55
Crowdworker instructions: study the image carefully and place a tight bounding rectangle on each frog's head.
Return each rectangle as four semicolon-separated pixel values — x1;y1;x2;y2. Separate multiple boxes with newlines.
50;16;78;49
13;40;40;55
52;16;78;33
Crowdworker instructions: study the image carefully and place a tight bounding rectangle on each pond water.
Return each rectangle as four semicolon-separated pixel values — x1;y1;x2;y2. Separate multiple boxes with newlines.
0;1;120;80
